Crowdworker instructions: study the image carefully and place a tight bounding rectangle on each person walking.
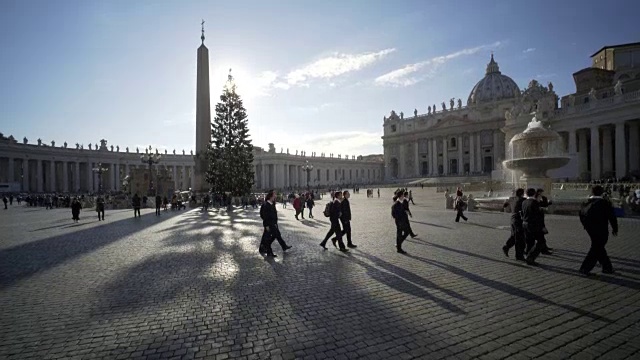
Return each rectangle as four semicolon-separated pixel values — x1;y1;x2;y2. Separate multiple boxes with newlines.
392;191;410;254
96;196;105;221
339;191;357;248
377;188;380;198
132;193;142;218
155;194;162;216
535;188;553;255
320;191;348;252
502;188;526;260
409;190;415;205
306;194;315;219
402;191;418;238
454;190;468;222
2;195;7;210
293;194;303;220
259;190;292;257
71;197;82;222
579;185;618;276
521;188;546;265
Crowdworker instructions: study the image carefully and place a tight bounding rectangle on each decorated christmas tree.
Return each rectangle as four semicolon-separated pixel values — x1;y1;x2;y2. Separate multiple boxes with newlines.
205;72;254;196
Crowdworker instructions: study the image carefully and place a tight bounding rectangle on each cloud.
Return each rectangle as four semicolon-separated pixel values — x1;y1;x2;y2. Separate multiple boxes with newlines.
285;48;396;86
522;47;536;53
375;41;503;87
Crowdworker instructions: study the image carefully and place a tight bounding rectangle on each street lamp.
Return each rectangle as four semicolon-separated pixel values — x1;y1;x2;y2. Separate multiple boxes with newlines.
92;163;109;194
141;151;161;196
301;160;313;191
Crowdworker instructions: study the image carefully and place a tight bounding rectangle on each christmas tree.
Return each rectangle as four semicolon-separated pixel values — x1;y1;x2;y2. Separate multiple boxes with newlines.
205;72;255;196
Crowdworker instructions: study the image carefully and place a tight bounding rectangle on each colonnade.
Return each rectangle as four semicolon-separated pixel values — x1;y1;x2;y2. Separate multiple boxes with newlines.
253;161;382;190
0;156;196;193
570;120;640;179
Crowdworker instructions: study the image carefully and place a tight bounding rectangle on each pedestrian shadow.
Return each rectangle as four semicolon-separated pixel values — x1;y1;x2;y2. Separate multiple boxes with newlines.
413;240;530;269
409;255;613;323
349;254;467;314
463;222;504;230
554;248;640;268
409;220;453;230
536;263;640;291
298;220;322;228
31;223;76;232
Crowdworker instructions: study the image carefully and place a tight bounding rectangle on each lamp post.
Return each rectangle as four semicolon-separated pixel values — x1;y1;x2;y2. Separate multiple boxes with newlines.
141;151;161;196
92;163;109;195
301;160;313;191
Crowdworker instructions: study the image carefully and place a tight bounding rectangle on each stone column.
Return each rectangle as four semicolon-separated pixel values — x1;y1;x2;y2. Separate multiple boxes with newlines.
75;162;80;192
601;127;613;174
414;141;420;177
442;138;448;175
493;131;501;170
111;163;117;191
578;129;588;177
62;161;69;193
37;159;43;192
181;166;187;190
7;157;14;183
87;162;94;192
476;133;482;173
23;159;30;192
469;133;475;173
615;122;627;177
398;144;406;178
49;160;56;192
568;129;577;154
457;135;463;175
260;163;267;189
590;127;601;180
190;166;196;190
285;163;290;188
173;165;178;190
629;121;640;173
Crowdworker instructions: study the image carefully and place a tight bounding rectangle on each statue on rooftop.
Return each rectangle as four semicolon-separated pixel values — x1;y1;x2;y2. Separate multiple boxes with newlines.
442;102;446;111
116;145;119;152
75;143;79;149
51;140;55;147
88;143;92;150
614;80;623;95
458;98;462;109
110;145;114;151
23;137;28;144
428;105;431;114
548;82;554;92
414;109;418;117
64;141;68;148
173;149;176;154
450;98;455;110
400;111;404;119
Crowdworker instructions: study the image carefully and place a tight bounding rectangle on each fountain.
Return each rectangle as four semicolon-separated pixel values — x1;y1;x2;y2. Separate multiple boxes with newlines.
502;113;570;195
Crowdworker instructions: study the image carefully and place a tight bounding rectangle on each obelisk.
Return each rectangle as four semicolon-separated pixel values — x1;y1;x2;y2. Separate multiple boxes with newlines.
194;20;211;192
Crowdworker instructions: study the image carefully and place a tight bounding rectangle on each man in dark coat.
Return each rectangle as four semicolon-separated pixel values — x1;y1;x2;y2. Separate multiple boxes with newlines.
259;190;292;257
521;188;545;265
502;188;526;260
155;194;162;216
392;192;410;254
96;196;105;221
339;191;357;248
132;193;141;218
320;191;348;252
579;185;618;276
402;191;418;238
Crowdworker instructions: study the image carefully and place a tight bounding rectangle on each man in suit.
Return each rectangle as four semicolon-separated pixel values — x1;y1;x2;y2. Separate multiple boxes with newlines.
402;191;418;238
579;185;618;276
392;192;410;254
259;190;292;257
502;188;526;260
320;191;348;252
155;194;162;216
521;188;545;265
339;191;357;248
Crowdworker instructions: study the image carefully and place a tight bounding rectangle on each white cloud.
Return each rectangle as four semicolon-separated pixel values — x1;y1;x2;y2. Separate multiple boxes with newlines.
535;73;556;79
285;48;396;86
375;41;503;87
522;47;536;53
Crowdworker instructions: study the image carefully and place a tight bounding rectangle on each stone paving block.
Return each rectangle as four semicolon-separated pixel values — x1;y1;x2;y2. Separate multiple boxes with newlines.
1;189;639;359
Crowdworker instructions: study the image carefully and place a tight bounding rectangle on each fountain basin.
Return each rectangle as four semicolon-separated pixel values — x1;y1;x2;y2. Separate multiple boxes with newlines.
503;156;570;179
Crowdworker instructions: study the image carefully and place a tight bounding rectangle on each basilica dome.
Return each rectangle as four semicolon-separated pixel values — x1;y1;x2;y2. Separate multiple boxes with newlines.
467;54;520;106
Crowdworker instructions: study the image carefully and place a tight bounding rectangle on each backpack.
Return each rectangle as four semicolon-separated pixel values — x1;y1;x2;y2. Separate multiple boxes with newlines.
323;202;332;217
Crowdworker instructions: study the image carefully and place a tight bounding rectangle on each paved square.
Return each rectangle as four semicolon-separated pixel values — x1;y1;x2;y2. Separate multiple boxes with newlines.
1;188;640;360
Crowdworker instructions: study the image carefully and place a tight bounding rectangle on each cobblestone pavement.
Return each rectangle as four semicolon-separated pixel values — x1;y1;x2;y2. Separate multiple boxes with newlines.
1;188;640;360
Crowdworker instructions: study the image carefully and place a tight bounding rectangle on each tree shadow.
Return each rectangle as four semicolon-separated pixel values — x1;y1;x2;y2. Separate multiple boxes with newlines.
408;255;613;323
0;211;183;289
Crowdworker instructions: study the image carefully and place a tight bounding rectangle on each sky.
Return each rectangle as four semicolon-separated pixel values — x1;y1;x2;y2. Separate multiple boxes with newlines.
1;0;639;157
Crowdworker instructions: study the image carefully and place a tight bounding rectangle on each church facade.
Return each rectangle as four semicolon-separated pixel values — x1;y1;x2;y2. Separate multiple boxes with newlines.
382;42;640;183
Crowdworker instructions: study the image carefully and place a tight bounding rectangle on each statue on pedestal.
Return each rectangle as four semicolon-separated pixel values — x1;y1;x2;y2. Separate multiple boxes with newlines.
89;143;93;150
110;145;114;151
414;109;418;117
280;147;283;153
75;143;80;149
433;104;436;113
428;105;431;114
457;98;462;109
23;137;28;144
442;102;446;111
80;144;84;149
51;140;55;147
182;149;185;155
614;80;623;95
190;150;193;155
450;98;455;110
548;82;554;92
173;149;176;154
287;148;289;154
126;147;129;153
296;150;298;155
400;111;404;119
64;141;68;148
164;149;167;154
116;145;119;152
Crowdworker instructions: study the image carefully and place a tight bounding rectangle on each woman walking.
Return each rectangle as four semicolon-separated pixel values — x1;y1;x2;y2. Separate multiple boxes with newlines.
454;190;468;222
71;198;82;222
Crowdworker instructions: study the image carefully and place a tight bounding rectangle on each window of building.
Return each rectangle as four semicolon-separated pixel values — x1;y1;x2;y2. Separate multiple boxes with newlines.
450;137;457;148
391;125;397;132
